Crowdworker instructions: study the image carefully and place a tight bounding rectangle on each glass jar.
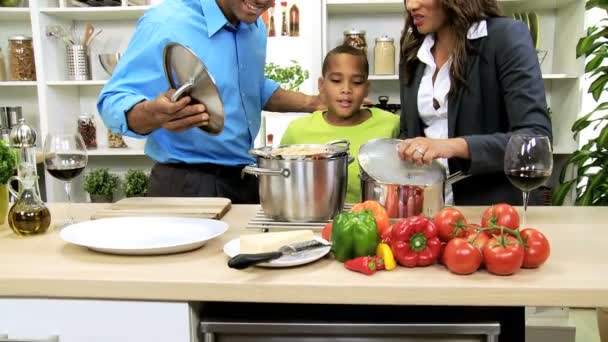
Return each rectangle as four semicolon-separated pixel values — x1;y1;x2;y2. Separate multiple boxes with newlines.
374;36;396;75
0;47;7;81
108;130;127;148
78;113;97;149
8;36;36;81
343;29;367;55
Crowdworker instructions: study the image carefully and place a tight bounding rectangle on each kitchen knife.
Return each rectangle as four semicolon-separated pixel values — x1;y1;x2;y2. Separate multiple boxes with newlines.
228;239;331;269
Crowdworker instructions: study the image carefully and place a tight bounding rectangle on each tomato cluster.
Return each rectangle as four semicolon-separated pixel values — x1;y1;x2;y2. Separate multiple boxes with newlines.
434;204;551;276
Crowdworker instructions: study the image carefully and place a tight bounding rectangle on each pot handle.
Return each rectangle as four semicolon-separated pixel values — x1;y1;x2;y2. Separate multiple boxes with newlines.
446;171;470;185
242;165;290;178
327;139;350;150
348;155;355;164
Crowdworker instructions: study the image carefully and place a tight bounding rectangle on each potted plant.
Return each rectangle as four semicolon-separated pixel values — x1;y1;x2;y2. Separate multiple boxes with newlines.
264;60;310;92
84;168;120;203
122;169;148;198
553;1;608;205
0;140;17;224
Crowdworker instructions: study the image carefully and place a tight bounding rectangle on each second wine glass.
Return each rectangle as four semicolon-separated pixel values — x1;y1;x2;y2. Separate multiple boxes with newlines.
43;133;88;227
504;135;553;224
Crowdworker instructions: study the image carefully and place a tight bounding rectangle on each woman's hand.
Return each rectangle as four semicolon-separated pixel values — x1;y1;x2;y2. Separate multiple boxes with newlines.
397;137;470;165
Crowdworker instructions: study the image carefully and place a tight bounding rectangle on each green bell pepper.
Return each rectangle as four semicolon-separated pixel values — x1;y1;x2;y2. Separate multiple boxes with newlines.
331;210;379;262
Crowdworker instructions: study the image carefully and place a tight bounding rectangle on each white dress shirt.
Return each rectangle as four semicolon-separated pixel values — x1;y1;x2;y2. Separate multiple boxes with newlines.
416;20;488;205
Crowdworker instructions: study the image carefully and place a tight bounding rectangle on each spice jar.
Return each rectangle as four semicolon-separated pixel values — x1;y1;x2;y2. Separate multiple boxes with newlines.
0;47;7;81
374;36;395;75
8;36;36;81
108;130;127;148
78;113;97;149
343;29;367;55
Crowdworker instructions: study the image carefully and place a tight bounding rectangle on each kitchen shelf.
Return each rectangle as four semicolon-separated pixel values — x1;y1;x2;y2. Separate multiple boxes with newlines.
369;74;398;80
0;81;37;87
39;6;149;20
86;147;145;156
47;80;107;86
0;7;30;21
327;0;578;14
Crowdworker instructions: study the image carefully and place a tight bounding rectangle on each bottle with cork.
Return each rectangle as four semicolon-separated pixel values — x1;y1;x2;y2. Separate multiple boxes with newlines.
280;1;289;36
268;5;276;37
289;0;299;37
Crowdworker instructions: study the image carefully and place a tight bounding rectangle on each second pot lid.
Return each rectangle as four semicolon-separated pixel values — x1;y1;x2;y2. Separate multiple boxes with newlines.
358;138;446;185
163;42;225;135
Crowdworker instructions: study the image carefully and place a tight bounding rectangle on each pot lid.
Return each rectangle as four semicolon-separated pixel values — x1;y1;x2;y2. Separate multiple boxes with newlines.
358;138;446;185
250;140;350;160
375;35;394;42
344;29;366;36
163;42;225;135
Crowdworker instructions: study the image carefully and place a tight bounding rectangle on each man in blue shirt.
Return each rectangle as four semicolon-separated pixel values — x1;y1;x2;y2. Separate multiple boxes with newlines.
97;0;322;203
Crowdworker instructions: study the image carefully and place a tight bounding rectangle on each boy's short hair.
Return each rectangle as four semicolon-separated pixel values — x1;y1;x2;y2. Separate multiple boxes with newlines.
321;45;369;78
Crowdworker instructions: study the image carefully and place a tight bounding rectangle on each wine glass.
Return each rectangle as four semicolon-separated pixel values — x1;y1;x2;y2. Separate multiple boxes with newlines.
43;133;88;227
504;135;553;224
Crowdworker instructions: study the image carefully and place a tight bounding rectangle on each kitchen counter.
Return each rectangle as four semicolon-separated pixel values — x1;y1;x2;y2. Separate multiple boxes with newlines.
0;204;607;308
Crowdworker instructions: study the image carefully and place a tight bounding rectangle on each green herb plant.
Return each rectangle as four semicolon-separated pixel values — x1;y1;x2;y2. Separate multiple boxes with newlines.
552;1;608;205
264;60;310;92
83;168;120;197
0;140;17;184
122;169;148;198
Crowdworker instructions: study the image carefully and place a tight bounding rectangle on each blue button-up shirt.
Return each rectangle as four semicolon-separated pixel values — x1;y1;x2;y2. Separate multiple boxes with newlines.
97;0;279;165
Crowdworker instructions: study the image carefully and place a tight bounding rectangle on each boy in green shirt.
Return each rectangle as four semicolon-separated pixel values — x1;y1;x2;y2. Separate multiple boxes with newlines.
281;45;400;203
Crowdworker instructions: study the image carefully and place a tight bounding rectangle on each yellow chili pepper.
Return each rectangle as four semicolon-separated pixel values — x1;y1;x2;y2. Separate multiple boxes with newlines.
376;243;397;271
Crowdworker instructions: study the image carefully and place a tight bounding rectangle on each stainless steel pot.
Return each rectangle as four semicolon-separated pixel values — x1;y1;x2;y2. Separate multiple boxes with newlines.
243;141;352;222
360;169;468;219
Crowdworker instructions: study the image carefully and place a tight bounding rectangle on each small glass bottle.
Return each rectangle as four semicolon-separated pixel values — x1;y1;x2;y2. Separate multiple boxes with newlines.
343;29;368;55
280;1;289;36
374;36;396;75
268;6;276;37
78;113;97;149
8;36;36;81
289;1;299;37
108;129;128;148
0;47;7;81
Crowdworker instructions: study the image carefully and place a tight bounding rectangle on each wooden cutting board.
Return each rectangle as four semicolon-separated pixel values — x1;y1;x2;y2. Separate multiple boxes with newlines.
90;197;232;220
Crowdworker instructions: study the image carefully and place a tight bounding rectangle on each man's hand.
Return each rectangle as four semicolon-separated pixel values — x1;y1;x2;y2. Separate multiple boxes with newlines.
127;89;210;134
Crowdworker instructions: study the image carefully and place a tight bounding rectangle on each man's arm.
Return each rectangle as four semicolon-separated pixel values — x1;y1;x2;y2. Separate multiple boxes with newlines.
263;88;324;113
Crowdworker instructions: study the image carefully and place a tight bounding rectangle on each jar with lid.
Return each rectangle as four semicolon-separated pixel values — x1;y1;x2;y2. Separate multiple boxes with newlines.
108;129;128;148
0;47;7;81
8;36;36;81
78;113;97;149
343;29;367;55
374;36;395;75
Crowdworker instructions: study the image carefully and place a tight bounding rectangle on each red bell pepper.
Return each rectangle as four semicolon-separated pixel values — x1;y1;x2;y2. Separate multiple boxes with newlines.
389;216;442;267
344;256;379;275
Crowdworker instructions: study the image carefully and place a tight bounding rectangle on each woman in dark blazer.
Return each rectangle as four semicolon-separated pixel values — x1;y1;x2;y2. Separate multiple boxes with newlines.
397;0;553;206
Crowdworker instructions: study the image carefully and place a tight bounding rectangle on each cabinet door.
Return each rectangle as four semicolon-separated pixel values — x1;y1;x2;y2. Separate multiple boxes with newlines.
0;299;192;342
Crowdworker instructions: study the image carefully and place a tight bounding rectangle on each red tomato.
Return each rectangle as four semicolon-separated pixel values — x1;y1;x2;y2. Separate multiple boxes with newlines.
464;224;490;251
521;228;550;268
433;207;467;242
321;222;332;241
482;235;524;276
352;200;390;239
443;238;482;275
481;203;520;234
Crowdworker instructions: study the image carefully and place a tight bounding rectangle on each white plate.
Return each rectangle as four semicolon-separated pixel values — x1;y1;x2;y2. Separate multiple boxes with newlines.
60;216;229;255
223;236;332;268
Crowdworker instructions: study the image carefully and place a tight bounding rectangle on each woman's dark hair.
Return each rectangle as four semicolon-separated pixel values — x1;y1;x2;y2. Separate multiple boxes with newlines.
400;0;501;96
322;45;369;78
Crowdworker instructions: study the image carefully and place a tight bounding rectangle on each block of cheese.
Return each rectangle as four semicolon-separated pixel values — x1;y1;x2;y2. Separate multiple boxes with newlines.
239;230;314;254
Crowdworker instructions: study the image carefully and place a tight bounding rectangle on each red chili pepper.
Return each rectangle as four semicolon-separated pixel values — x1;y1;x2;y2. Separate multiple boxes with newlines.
344;256;378;275
389;216;442;267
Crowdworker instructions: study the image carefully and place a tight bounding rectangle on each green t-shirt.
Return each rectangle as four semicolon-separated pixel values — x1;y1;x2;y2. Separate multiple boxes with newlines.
280;108;400;204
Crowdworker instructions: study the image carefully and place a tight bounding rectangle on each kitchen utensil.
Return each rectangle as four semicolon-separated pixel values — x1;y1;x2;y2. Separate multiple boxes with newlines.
46;25;74;46
66;44;90;81
163;42;225;135
244;142;352;222
60;216;229;255
90;197;232;220
82;23;94;48
528;12;540;49
223;236;332;268
227;239;331;269
358;138;469;218
99;53;122;75
85;29;102;49
249;139;350;160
